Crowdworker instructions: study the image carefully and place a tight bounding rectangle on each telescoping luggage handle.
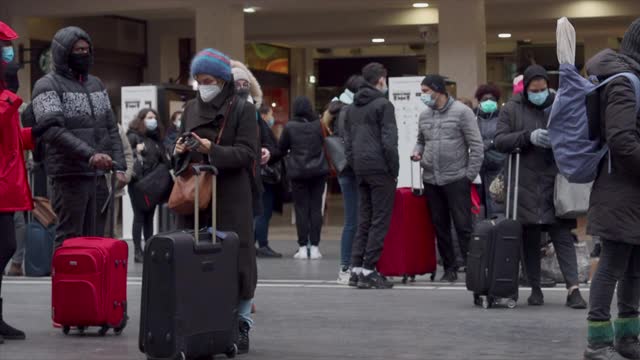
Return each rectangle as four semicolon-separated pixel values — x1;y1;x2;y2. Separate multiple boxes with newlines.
505;151;520;221
191;164;218;244
410;156;424;196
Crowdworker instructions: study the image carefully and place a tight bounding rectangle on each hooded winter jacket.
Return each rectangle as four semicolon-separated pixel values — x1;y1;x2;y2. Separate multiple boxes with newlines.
31;26;125;177
495;65;559;225
413;97;484;186
586;49;640;244
277;96;329;180
344;83;399;178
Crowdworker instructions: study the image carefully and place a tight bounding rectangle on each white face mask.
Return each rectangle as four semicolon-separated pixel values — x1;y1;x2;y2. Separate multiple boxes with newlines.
199;84;222;102
144;118;158;131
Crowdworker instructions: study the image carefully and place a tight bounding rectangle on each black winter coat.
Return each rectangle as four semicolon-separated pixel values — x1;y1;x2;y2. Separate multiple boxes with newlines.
495;89;558;225
31;26;125;177
174;82;258;300
586;49;640;245
126;130;167;180
345;84;399;178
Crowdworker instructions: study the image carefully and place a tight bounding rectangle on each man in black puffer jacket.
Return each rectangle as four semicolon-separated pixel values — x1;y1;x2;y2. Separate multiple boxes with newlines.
31;26;125;246
495;64;586;309
345;62;399;289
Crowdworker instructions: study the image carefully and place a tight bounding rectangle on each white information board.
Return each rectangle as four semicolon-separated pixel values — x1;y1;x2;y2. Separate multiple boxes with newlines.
388;77;427;189
120;86;159;240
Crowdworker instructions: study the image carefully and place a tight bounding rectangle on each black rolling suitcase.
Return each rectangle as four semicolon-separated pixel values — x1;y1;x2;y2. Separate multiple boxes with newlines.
466;153;523;309
139;164;239;360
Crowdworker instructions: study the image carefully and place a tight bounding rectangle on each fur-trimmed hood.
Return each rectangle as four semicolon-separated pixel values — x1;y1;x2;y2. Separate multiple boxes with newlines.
231;60;263;107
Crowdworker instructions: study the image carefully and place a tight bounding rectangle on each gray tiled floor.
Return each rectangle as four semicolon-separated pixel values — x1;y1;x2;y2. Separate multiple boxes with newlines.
0;230;593;360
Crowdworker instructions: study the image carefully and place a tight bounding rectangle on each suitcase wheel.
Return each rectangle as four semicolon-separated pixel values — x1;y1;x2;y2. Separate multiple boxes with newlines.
98;326;109;336
62;326;70;335
506;299;517;309
225;344;238;359
77;326;86;335
114;325;125;336
402;276;408;284
473;294;482;307
430;272;436;282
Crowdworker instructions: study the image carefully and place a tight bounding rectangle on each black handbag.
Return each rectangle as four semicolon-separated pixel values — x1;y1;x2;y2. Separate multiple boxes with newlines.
261;161;282;185
324;135;347;173
130;163;173;211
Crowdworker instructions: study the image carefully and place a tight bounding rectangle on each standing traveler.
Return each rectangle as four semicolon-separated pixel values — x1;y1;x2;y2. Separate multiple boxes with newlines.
494;64;587;309
474;84;506;217
105;122;134;238
231;60;282;258
174;48;258;355
254;103;284;258
411;74;484;283
164;110;182;151
31;26;126;246
0;20;33;343
345;63;398;289
127;108;168;263
583;18;640;360
277;96;329;260
323;75;364;284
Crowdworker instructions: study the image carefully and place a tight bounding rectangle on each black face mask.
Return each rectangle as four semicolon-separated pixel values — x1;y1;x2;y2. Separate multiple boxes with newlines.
236;88;251;99
68;53;92;77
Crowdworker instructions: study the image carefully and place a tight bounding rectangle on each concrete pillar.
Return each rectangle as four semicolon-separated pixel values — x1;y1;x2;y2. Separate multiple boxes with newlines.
144;21;162;84
584;36;616;62
425;43;439;75
0;7;32;100
290;47;315;110
194;0;245;61
437;0;486;99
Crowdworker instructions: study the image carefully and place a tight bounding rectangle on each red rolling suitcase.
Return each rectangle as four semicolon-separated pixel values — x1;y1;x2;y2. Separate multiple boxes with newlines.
51;171;129;336
378;163;437;283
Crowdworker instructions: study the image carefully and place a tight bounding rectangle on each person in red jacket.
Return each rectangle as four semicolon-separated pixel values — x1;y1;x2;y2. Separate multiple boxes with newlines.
0;20;30;344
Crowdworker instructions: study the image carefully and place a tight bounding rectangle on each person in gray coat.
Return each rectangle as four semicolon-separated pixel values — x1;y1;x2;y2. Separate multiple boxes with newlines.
411;74;484;283
495;64;587;309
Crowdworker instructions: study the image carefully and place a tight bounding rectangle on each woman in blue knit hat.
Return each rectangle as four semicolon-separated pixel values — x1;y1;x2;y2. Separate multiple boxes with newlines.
173;48;259;355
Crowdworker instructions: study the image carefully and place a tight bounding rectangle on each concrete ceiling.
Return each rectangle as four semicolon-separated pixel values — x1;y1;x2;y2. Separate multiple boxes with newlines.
7;0;639;48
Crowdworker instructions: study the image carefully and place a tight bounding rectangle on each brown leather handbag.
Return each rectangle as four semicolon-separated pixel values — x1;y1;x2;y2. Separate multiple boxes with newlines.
168;99;234;215
167;166;213;215
32;196;58;227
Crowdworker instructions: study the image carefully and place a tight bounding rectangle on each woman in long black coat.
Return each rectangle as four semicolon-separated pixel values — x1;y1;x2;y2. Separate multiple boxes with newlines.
173;48;258;355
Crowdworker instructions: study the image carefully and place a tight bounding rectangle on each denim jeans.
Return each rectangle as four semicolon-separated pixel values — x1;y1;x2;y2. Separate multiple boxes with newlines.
238;298;254;327
254;183;275;248
588;240;640;322
338;174;358;267
11;212;25;264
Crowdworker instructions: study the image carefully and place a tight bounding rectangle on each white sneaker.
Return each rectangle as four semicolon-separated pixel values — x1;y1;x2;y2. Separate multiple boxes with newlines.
293;247;309;260
337;267;350;285
310;246;323;260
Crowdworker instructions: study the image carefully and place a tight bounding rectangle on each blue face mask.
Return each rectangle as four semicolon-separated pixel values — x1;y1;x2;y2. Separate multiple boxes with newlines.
2;46;14;63
528;89;549;106
420;93;437;108
267;117;275;127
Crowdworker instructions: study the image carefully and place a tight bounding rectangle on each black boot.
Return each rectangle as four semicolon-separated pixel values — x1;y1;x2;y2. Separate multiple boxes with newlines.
0;298;25;340
134;249;144;264
528;287;544;306
238;321;250;355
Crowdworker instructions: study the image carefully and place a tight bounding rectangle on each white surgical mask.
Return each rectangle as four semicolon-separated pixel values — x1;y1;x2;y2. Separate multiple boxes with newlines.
199;84;222;102
144;118;158;131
